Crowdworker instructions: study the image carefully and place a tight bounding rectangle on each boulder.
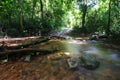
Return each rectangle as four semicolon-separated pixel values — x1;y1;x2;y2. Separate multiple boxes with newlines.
79;54;100;70
24;55;31;62
67;58;79;69
66;54;100;70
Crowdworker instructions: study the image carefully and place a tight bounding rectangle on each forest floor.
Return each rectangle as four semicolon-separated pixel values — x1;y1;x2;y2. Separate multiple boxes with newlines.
0;36;120;80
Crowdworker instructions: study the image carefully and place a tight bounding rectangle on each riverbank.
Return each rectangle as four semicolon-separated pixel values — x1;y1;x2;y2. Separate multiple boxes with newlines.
102;39;120;50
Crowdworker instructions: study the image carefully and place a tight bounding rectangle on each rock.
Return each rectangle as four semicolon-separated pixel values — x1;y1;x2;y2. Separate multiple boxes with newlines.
67;58;79;69
74;76;80;80
99;35;108;41
67;54;100;70
20;56;25;61
0;55;8;63
36;52;40;55
24;55;31;62
90;32;108;41
90;34;99;40
79;54;100;70
79;76;85;80
83;62;100;70
1;59;8;63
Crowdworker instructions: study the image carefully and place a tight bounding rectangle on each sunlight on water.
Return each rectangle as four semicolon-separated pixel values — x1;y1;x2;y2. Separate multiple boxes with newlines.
109;54;120;61
64;52;71;56
64;39;120;62
44;38;120;80
68;40;87;44
85;46;100;54
64;39;91;58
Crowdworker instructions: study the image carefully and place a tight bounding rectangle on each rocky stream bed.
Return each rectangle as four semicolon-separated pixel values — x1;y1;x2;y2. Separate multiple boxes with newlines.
0;37;120;80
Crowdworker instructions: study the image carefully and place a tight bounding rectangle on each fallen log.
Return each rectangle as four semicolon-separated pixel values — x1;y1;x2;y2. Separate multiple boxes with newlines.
5;37;50;50
0;48;58;57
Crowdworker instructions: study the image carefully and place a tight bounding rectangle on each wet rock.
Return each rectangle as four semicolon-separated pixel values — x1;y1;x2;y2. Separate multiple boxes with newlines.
51;61;59;66
99;35;108;41
67;58;78;69
90;32;108;41
36;52;40;55
66;54;100;70
90;32;99;40
79;76;85;80
0;55;8;63
1;59;8;63
75;76;80;80
80;54;100;70
24;55;31;62
59;59;66;66
82;62;100;70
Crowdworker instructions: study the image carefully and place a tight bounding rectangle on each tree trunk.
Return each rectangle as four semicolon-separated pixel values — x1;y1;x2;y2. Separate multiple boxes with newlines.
18;0;24;36
107;0;111;36
32;0;37;19
39;0;43;35
7;0;12;27
116;0;119;18
20;10;23;32
40;0;43;19
82;4;87;28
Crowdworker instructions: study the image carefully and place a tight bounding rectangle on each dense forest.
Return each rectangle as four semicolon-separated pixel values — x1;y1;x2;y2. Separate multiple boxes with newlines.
0;0;119;41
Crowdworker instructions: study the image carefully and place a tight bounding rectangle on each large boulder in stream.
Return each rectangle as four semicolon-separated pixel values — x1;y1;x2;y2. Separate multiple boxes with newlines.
79;54;100;70
90;32;108;41
67;54;100;70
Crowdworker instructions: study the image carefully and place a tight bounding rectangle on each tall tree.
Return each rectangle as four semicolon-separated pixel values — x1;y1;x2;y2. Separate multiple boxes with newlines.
77;0;98;33
18;0;24;35
107;0;111;36
40;0;43;19
32;0;37;19
81;0;87;29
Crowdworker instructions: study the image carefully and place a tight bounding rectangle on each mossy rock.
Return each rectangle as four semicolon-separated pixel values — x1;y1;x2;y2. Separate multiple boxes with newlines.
79;54;100;70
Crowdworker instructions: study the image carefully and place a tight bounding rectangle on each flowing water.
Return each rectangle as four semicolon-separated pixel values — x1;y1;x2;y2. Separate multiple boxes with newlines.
32;38;120;80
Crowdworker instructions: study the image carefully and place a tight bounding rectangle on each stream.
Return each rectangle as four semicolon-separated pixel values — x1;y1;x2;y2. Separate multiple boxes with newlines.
32;37;120;80
0;36;120;80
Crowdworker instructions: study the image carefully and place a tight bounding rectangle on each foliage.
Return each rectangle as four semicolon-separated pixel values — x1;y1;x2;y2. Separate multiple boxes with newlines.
0;0;119;41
